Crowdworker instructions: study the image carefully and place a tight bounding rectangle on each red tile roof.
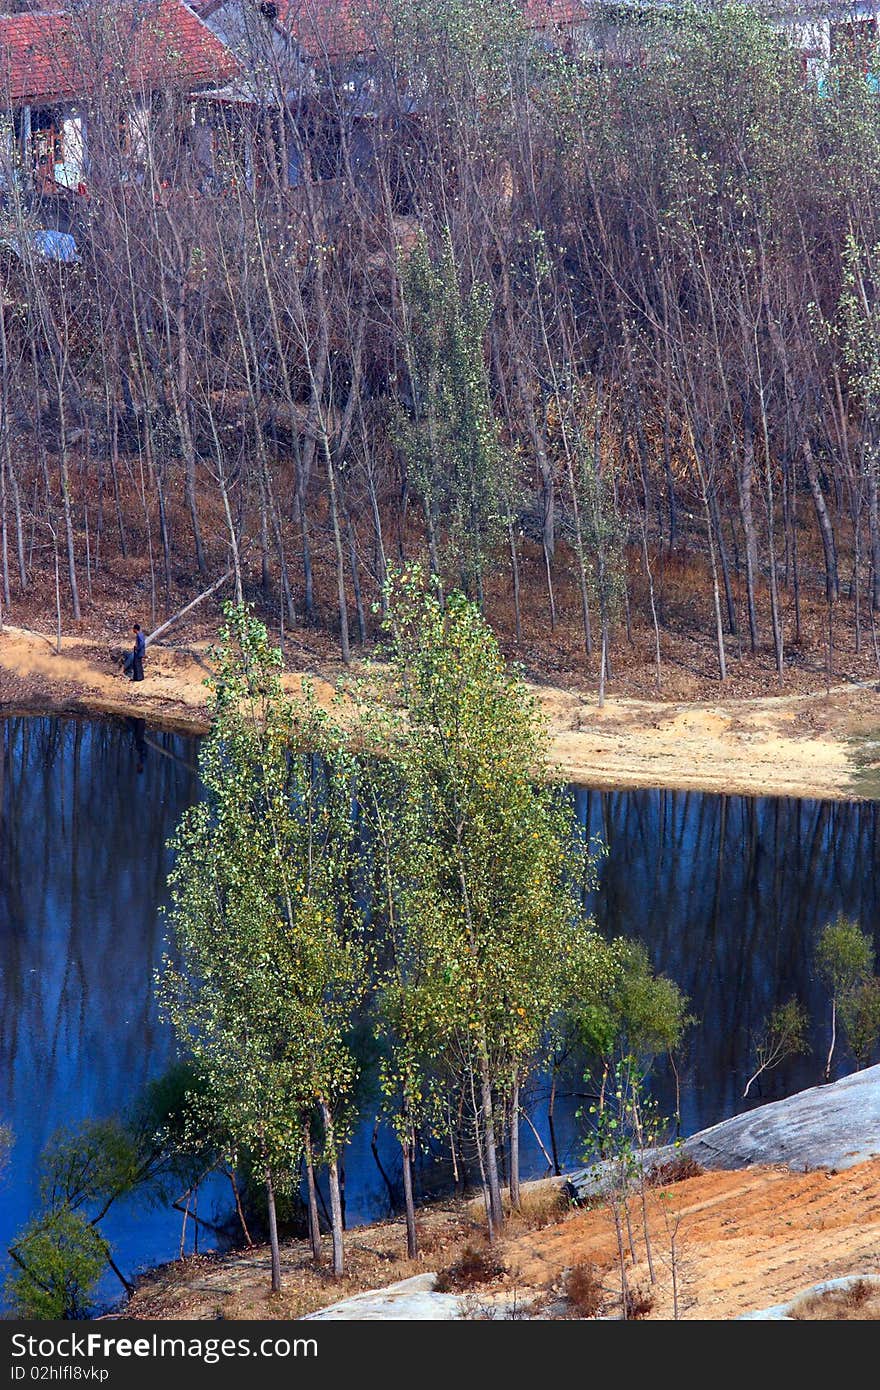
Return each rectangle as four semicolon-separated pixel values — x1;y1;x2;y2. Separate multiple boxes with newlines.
0;2;239;107
273;1;388;60
523;0;592;30
216;0;593;63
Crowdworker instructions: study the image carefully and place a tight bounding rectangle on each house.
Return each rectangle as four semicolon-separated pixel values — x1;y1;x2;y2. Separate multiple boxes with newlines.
522;1;880;78
190;0;311;187
190;0;407;189
0;1;238;196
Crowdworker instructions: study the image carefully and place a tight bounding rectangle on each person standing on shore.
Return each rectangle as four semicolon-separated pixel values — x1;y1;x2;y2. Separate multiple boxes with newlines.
131;623;146;682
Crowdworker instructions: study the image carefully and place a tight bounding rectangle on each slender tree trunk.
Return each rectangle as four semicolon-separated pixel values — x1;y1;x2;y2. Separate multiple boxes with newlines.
401;1129;418;1260
320;1100;344;1277
478;1045;504;1235
303;1124;322;1264
265;1168;282;1294
509;1071;521;1210
825;998;837;1083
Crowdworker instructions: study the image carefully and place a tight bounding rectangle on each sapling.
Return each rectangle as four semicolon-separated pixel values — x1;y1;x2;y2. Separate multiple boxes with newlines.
743;998;810;1098
816;916;874;1080
839;976;880;1068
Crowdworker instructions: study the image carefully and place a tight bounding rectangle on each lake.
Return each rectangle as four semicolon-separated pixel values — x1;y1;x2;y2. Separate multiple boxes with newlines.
1;715;877;1308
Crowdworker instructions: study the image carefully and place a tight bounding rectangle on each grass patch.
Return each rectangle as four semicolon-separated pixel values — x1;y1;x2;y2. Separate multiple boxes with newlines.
790;1279;880;1320
847;729;880;799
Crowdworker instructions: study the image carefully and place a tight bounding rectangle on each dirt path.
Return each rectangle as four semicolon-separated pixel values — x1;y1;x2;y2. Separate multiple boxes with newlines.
2;623;878;798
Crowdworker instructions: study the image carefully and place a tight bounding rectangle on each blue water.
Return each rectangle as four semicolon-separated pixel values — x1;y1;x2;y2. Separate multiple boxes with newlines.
1;716;877;1309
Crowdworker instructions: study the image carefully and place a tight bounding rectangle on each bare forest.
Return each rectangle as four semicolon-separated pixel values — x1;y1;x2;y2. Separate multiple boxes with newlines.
3;0;880;698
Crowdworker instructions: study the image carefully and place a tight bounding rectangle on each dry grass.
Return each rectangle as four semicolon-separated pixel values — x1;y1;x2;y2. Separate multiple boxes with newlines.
435;1242;507;1293
124;1163;880;1322
648;1155;704;1187
565;1262;604;1318
789;1280;880;1321
507;1185;570;1231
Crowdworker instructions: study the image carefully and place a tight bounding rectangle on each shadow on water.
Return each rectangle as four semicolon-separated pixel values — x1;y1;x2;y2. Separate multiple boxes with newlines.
0;716;877;1306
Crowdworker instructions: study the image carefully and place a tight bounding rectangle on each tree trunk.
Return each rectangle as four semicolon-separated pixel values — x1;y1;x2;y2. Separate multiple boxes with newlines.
401;1131;418;1260
479;1045;505;1235
265;1167;282;1294
824;998;837;1083
509;1072;521;1210
303;1123;322;1265
320;1100;345;1277
738;415;760;652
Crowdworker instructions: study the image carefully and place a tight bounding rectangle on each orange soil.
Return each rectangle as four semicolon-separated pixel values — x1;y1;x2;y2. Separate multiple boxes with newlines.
504;1162;880;1320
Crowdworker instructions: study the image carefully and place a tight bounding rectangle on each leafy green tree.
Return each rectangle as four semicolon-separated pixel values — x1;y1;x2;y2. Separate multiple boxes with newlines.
575;942;691;1292
816;915;874;1079
364;568;612;1236
397;231;504;603
573;940;692;1125
839;976;880;1069
160;604;363;1286
4;1071;227;1320
7;1208;109;1320
357;741;442;1259
743;998;810;1099
38;1120;141;1225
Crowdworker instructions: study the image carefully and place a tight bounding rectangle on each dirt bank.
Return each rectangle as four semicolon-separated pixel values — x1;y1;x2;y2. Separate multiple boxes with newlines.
2;622;878;798
121;1158;880;1321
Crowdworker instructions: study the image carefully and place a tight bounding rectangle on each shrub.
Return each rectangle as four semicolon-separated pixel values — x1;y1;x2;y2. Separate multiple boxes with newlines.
624;1284;655;1319
6;1207;109;1319
565;1261;604;1318
435;1242;506;1292
648;1154;703;1186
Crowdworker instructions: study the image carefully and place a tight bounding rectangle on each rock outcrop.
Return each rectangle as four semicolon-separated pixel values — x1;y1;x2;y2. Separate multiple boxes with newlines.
303;1273;464;1320
566;1063;880;1201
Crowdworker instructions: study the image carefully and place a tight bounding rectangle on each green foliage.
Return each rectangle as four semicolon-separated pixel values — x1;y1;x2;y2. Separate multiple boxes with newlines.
159;603;363;1192
379;567;610;1052
7;1208;109;1320
743;996;810;1098
357;567;618;1219
390;0;529;107
764;997;810;1062
816;915;874;999
397;233;505;598
839;976;880;1068
572;939;692;1072
38;1119;140;1215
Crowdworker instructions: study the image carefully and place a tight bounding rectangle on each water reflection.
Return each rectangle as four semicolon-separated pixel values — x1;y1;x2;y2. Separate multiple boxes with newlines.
0;717;877;1305
572;788;880;1136
0;717;200;1298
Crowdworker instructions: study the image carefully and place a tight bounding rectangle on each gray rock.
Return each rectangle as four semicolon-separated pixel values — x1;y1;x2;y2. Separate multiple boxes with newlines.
303;1273;464;1321
738;1273;880;1320
682;1064;880;1173
566;1064;880;1201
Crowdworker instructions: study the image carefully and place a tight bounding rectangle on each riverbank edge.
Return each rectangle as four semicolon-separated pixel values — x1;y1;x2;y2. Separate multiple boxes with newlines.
2;622;877;800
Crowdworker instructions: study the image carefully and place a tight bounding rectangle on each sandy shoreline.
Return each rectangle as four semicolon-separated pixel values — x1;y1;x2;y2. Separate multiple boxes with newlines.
2;622;878;799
